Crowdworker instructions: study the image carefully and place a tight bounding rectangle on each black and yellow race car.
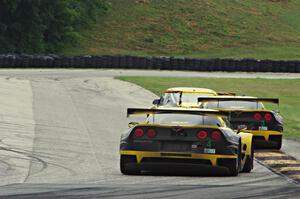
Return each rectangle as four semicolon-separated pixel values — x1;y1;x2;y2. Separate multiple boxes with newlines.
198;96;283;149
120;108;254;176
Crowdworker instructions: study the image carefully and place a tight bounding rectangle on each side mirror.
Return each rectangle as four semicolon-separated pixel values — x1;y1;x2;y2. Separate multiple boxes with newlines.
128;122;139;128
152;99;160;105
236;125;247;133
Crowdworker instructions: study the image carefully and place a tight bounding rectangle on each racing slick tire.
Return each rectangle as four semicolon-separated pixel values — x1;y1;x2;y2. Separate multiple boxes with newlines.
230;143;242;176
228;159;239;176
120;155;141;175
242;141;254;172
272;135;282;150
223;143;241;176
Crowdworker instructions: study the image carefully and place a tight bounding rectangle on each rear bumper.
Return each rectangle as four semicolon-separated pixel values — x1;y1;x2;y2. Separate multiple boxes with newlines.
241;130;282;141
120;150;237;167
126;162;224;173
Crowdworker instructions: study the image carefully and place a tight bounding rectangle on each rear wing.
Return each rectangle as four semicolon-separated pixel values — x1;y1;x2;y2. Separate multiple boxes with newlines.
165;90;216;95
197;96;279;104
164;90;235;95
216;92;236;96
127;108;229;117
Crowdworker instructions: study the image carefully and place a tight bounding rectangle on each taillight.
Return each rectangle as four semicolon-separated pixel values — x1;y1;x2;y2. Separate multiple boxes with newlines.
134;128;144;137
147;128;156;138
211;131;221;141
264;113;272;121
197;130;207;140
254;113;262;121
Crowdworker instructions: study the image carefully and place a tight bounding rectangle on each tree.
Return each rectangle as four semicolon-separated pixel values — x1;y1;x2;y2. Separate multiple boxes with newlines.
0;0;108;53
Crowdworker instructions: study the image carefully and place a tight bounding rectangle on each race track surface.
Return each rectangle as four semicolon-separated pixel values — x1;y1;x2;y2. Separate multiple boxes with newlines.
0;70;299;198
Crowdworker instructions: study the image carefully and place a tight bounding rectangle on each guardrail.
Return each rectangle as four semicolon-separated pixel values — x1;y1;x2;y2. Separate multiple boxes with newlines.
0;54;299;72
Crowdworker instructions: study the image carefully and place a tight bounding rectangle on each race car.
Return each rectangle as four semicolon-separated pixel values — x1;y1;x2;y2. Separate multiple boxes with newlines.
198;96;283;149
152;87;235;108
120;108;254;176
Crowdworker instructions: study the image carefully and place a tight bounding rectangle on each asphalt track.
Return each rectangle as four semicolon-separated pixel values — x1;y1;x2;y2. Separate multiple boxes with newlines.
0;70;299;198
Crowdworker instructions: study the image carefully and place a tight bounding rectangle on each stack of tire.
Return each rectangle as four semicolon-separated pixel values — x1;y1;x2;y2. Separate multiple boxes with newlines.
0;54;299;72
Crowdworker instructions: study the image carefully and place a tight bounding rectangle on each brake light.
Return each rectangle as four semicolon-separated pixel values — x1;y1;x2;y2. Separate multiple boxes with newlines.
264;113;272;121
211;131;221;141
197;130;207;140
134;128;144;137
147;129;157;138
254;113;262;121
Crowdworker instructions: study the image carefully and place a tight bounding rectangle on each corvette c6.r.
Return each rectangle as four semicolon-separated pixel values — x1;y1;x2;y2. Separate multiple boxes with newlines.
119;108;254;176
198;96;283;149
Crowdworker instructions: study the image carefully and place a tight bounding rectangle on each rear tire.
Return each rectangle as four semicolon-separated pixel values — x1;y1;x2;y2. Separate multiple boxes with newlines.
228;143;241;176
273;136;282;150
228;158;239;176
120;155;140;175
243;141;254;172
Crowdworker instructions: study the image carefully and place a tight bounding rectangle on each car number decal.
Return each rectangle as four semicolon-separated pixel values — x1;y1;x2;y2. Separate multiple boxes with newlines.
204;148;216;154
259;126;268;130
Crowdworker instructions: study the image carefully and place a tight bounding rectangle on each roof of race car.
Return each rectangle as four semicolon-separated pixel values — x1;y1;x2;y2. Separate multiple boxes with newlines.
165;87;217;94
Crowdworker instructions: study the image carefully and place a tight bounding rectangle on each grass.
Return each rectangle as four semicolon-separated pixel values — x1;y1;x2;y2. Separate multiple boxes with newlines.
64;0;300;60
117;76;300;140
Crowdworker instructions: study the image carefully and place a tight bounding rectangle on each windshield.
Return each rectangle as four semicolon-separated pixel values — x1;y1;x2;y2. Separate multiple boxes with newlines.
203;101;264;109
160;93;215;106
147;113;223;127
171;93;215;104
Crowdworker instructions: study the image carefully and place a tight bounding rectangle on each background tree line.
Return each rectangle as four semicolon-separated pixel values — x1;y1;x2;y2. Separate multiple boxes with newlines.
0;0;108;53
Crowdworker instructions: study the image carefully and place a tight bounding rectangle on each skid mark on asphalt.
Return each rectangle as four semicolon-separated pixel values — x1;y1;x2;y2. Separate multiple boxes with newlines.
255;150;300;184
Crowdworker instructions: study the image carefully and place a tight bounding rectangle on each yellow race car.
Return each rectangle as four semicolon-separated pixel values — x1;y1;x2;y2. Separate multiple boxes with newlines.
120;108;254;176
152;87;235;108
198;96;283;149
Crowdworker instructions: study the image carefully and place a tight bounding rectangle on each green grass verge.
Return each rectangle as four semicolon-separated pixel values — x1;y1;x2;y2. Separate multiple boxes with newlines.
64;0;300;60
117;76;300;140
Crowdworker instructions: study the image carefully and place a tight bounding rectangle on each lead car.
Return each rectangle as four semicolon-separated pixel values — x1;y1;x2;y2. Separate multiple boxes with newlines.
119;108;254;176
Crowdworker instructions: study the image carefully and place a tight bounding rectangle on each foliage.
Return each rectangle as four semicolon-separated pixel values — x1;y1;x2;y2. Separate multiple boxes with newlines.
0;0;108;53
65;0;300;60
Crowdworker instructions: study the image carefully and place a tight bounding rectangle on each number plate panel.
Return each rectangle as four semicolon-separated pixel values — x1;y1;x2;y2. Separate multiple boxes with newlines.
162;142;190;152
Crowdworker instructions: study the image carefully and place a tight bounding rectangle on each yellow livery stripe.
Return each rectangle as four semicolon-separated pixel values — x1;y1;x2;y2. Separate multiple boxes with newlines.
243;130;282;141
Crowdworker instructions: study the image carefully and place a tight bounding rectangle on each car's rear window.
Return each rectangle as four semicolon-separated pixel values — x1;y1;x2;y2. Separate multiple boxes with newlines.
160;93;215;106
173;93;215;103
147;114;222;127
203;101;264;109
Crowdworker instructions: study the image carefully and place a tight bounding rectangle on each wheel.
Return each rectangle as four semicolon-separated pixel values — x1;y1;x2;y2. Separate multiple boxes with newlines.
273;136;282;150
243;141;254;172
120;155;140;175
227;158;239;176
227;143;241;176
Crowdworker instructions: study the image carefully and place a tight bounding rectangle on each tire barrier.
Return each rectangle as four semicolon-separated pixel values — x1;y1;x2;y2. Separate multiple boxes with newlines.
0;54;299;73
